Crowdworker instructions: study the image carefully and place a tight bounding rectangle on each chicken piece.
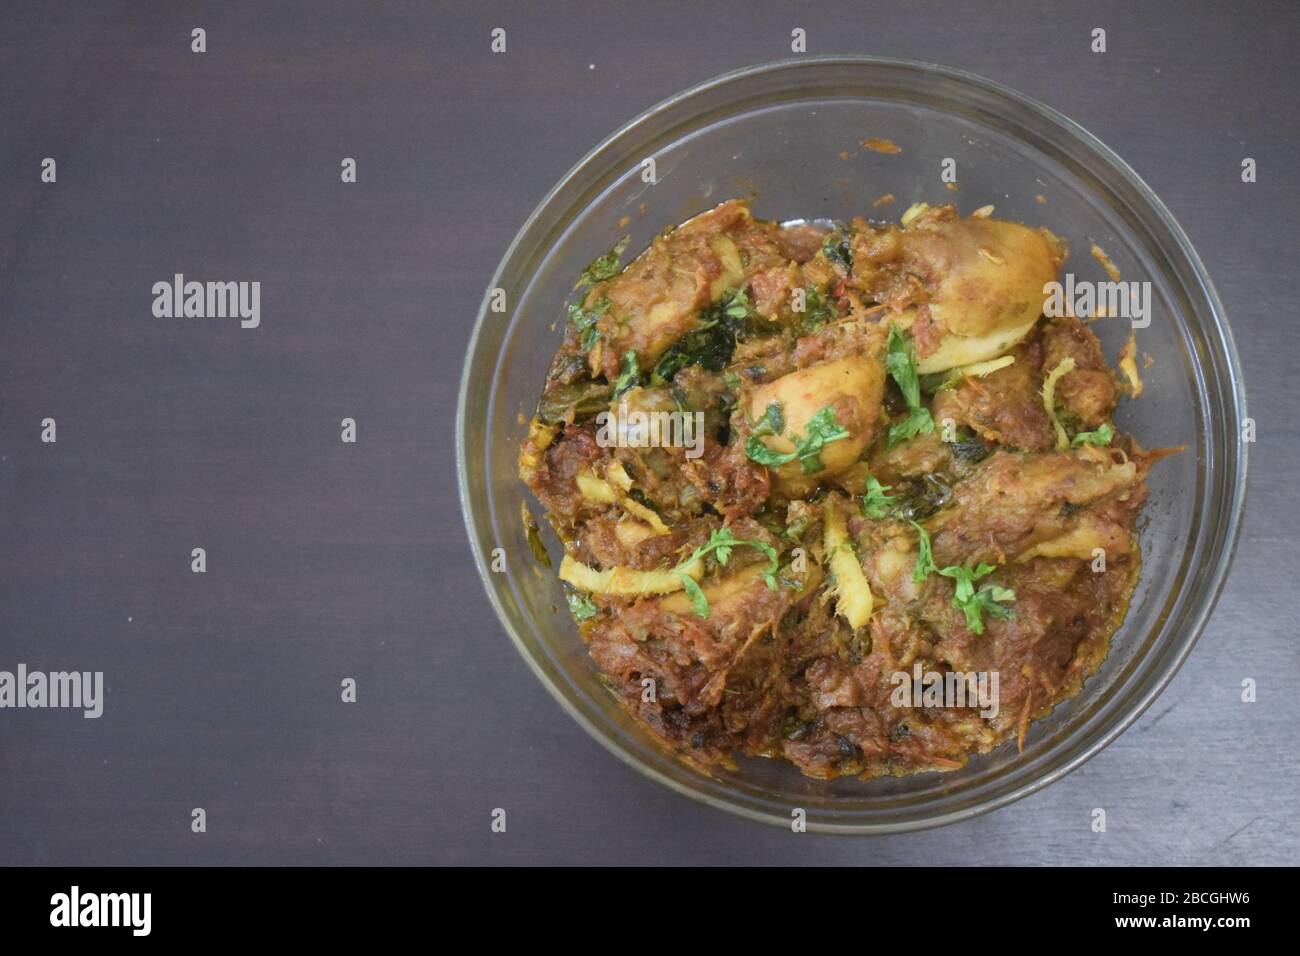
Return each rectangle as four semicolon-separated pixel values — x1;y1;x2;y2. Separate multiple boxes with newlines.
923;447;1145;569
1040;316;1118;428
854;206;1065;373
923;553;1135;740
582;201;742;379
931;338;1055;451
748;263;799;320
776;222;831;262
585;200;786;379
585;546;819;759
747;353;886;496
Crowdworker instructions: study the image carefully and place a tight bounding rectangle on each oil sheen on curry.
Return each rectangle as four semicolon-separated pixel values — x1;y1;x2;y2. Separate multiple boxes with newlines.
519;198;1159;780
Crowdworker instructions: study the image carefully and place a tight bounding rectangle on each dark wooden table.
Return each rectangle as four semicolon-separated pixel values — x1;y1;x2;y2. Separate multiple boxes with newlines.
1;0;1295;864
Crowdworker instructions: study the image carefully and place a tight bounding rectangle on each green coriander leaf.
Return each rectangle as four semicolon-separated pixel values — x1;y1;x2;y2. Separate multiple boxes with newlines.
577;236;629;287
885;324;923;408
909;521;938;583
937;562;993;601
746;538;780;574
798;452;827;476
722;288;755;321
862;477;896;519
955;591;984;633
566;592;599;621
745;405;850;474
822;232;852;271
751;402;785;439
935;562;1014;635
980;585;1016;618
908;515;1016;634
673;527;781;618
647;288;759;386
675;571;710;619
794;406;850;474
612;350;640;398
707;527;738;565
884;324;936;448
1072;423;1115;447
745;436;797;468
958;583;1016;635
798;286;835;333
567;296;610;351
887;405;935;449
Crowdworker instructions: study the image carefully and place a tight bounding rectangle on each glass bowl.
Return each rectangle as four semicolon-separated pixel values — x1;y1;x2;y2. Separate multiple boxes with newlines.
456;56;1246;833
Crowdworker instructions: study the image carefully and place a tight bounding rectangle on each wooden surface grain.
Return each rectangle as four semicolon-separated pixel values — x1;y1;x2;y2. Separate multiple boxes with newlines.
0;0;1295;865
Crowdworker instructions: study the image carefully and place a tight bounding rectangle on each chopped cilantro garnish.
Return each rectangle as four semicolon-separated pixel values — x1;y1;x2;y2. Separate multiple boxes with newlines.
862;477;896;519
612;350;640;398
577;237;629;287
751;402;784;439
797;286;835;333
942;564;1016;636
909;521;1015;635
566;592;599;621
822;232;852;271
744;437;796;468
673;527;780;619
885;325;923;406
1072;423;1114;447
648;288;755;385
567;296;609;351
676;574;709;619
796;406;851;474
910;520;938;583
889;406;936;447
745;405;850;475
885;324;935;448
721;288;755;321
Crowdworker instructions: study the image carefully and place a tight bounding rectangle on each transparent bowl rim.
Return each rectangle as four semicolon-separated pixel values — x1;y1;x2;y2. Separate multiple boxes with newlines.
456;55;1248;834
